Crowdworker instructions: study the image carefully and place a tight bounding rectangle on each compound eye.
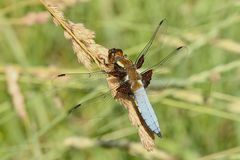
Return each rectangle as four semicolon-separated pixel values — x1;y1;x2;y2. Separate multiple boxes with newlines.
116;49;123;53
108;48;116;54
108;48;116;62
114;49;123;57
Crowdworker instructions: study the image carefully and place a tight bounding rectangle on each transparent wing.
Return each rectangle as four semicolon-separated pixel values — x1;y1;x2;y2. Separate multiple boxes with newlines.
51;70;108;91
135;19;166;69
65;78;131;114
67;88;113;114
141;46;189;90
53;70;107;81
142;46;188;74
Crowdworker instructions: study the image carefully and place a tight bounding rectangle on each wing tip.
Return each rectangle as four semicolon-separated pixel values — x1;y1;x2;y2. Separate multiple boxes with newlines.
68;104;82;114
159;18;166;25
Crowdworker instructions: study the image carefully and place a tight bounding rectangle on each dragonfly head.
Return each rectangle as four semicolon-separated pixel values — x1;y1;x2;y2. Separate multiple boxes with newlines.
108;48;133;68
108;48;124;63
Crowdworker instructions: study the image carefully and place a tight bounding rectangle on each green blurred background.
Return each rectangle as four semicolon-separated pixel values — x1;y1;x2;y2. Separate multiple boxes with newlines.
0;0;240;159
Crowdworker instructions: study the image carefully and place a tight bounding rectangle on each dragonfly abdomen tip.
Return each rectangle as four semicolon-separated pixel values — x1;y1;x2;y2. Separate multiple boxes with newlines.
156;132;163;138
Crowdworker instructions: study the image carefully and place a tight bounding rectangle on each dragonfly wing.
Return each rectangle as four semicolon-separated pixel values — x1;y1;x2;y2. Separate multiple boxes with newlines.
55;70;107;80
135;19;166;69
133;87;162;137
67;79;133;114
116;81;132;96
51;70;109;93
142;46;187;73
68;89;112;114
136;55;145;69
141;69;153;88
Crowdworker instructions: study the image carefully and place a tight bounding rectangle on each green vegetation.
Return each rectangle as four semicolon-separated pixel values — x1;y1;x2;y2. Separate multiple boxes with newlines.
0;0;240;159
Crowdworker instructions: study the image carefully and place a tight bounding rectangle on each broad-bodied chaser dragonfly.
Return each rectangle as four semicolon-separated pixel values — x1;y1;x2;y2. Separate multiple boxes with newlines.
56;19;186;139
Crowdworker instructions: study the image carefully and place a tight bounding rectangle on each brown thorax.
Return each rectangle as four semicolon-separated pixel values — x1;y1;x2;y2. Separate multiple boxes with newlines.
108;48;143;92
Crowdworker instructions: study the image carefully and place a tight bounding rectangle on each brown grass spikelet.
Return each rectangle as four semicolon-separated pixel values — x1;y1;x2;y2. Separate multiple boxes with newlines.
40;0;156;151
40;1;100;69
64;22;96;69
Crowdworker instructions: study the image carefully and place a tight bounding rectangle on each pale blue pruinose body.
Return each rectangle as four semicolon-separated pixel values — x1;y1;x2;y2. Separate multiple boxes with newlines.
134;82;161;137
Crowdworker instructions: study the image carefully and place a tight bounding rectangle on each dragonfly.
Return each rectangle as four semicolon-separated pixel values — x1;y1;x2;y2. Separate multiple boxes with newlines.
107;46;183;138
56;19;185;138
